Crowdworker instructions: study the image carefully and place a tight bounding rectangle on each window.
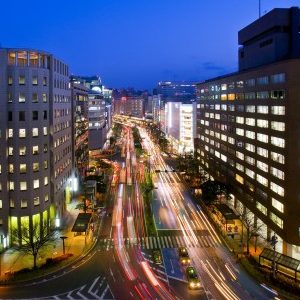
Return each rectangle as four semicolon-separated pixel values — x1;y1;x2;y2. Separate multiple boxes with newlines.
0;200;2;209
235;174;244;184
271;106;285;115
245;79;255;86
20;164;27;173
19;146;26;155
9;181;14;191
20;181;27;191
236;151;244;160
257;119;268;128
43;127;47;136
21;199;27;208
19;76;25;85
8;76;13;85
236;117;244;124
32;93;38;103
257;76;269;85
19;93;26;103
257;133;268;143
246;105;255;113
270;182;284;196
271;73;285;84
8;111;12;121
32;145;39;155
33;162;39;172
245;118;255;126
257;147;268;158
44;160;48;169
271;90;285;100
43;144;48;153
33;179;39;189
270;167;284;180
8;128;13;138
43;111;47;120
270;152;285;164
44;177;49;186
8;164;14;173
236;162;244;172
236;128;244;136
246;131;255;139
34;197;40;206
271;136;285;148
245;168;255;178
245;92;256;100
257;160;268;172
32;76;38;85
45;194;49;202
8;92;12;103
19;111;25;121
221;94;227;101
32;111;38;120
270;212;283;228
32;128;39;137
8;147;13;156
43;77;47;86
221;84;227;91
245;143;255;152
257;106;268;114
272;198;284;213
257;174;268;186
10;199;14;208
19;129;26;138
42;93;47;102
256;202;267;215
271;121;285;132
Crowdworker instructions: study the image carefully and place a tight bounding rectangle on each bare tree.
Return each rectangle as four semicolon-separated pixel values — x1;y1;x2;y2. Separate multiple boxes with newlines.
240;209;264;254
11;221;57;269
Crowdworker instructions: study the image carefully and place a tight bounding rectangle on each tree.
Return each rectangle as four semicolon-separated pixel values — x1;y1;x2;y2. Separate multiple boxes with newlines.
11;221;56;269
200;180;231;205
76;195;91;213
239;209;263;254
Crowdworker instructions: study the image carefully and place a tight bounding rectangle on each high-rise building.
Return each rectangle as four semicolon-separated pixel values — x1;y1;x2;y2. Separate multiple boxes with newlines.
196;7;300;259
157;81;196;101
70;81;89;177
0;48;72;249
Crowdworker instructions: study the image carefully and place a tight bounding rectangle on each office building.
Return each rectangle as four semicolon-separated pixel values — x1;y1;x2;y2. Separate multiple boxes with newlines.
157;81;196;100
196;7;300;259
0;48;72;248
164;101;196;153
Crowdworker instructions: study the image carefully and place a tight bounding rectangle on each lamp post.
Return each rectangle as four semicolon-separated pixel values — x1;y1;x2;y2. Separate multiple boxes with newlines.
60;236;68;255
270;233;278;278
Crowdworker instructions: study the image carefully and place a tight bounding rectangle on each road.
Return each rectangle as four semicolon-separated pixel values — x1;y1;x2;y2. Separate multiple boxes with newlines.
0;122;281;300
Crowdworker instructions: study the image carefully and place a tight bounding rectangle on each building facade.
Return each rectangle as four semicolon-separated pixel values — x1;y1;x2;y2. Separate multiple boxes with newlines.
196;7;300;259
0;48;72;249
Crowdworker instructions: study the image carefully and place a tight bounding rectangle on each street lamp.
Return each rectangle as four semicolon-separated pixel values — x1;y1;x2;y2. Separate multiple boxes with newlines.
60;236;68;255
270;233;278;278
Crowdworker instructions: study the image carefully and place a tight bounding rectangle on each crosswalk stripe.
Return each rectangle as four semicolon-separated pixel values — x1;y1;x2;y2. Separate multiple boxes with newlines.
202;236;209;247
179;236;185;247
168;236;173;248
153;236;157;249
149;237;153;249
171;236;178;248
160;236;165;248
197;236;204;247
157;236;162;248
175;236;180;247
164;236;169;248
145;237;149;249
208;235;216;246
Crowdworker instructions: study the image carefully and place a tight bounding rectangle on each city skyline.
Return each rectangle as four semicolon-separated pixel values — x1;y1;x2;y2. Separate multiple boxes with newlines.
1;0;299;89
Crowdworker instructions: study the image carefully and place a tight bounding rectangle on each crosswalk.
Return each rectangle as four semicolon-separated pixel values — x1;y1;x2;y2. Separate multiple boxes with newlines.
44;275;114;300
99;234;218;250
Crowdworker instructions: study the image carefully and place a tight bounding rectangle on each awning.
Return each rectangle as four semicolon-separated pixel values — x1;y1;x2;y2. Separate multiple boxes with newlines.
71;213;92;232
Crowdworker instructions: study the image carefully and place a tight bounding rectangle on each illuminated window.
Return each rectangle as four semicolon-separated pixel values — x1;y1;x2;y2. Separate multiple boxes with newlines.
257;133;268;143
245;131;255;139
221;84;227;91
236;117;244;124
19;93;26;103
8;164;14;173
257;106;268;114
245;79;255;86
9;181;14;191
257;76;269;85
8;76;13;85
19;128;26;138
42;93;47;102
246;105;255;113
34;197;40;206
43;127;48;136
272;198;284;213
10;199;14;208
236;151;244;160
245;118;255;126
270;212;283;228
257;119;268;128
44;160;48;169
271;106;285;115
44;177;49;186
270;152;285;164
256;202;267;215
257;174;268;186
271;121;285;131
32;145;39;155
33;162;39;172
33;179;40;189
21;199;27;208
236;128;244;136
20;181;27;191
245;143;255;152
257;160;268;172
271;90;285;99
271;73;285;84
235;174;244;184
228;93;235;100
19;146;26;156
32;76;38;85
270;167;284;180
32;128;39;137
45;194;49;202
257;147;268;158
270;182;284;196
245;168;255;178
245;92;255;99
20;164;27;173
8;147;13;156
236;163;244;172
19;76;25;85
271;136;285;148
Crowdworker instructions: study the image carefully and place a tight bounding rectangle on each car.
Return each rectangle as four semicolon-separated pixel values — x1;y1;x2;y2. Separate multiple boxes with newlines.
178;247;191;265
186;266;201;289
152;250;162;264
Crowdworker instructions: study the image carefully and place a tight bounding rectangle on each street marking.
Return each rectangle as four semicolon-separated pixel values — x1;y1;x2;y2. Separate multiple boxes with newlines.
164;236;169;248
153;236;157;249
157;236;162;248
168;236;173;248
149;236;153;249
160;236;165;248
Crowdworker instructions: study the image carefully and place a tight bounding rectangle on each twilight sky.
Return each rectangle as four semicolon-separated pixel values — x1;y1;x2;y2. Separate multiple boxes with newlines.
1;0;299;89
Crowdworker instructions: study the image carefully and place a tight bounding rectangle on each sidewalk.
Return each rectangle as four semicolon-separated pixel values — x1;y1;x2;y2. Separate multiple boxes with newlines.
0;199;95;281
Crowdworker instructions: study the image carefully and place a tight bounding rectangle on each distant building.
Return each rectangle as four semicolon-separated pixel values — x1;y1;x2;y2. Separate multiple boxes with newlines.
70;82;89;177
157;81;196;101
196;7;300;259
0;48;72;248
163;101;196;153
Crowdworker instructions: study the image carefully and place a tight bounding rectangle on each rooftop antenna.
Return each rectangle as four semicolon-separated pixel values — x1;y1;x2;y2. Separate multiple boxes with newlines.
259;0;261;18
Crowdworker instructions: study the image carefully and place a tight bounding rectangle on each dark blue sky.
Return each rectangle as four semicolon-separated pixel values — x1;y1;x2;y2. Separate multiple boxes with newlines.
1;0;299;89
